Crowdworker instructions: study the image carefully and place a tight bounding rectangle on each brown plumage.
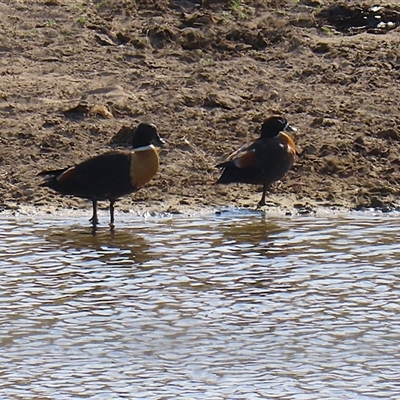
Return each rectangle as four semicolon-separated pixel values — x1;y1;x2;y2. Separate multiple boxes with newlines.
39;123;165;230
216;116;297;207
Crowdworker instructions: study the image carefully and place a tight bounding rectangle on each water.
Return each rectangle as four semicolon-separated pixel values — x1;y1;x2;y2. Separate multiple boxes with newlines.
0;209;399;399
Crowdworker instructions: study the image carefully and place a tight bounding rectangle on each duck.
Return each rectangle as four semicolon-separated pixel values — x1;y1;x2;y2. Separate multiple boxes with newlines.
216;116;297;207
38;123;165;231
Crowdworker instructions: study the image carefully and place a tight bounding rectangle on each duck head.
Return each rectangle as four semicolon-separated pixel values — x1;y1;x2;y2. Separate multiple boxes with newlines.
260;116;297;138
132;123;166;149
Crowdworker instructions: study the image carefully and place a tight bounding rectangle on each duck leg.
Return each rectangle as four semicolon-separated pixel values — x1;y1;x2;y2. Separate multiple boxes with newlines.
109;200;116;231
257;184;268;207
89;200;99;227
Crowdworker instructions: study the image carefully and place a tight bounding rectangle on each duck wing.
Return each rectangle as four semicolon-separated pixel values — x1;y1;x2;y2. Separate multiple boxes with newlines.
216;140;258;169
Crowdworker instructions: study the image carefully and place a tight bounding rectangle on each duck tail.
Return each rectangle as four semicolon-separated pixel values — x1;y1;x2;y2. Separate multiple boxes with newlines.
216;167;238;184
37;167;69;188
38;168;69;178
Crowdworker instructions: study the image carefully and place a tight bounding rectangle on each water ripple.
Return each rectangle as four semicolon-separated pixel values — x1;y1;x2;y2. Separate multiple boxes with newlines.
0;210;399;399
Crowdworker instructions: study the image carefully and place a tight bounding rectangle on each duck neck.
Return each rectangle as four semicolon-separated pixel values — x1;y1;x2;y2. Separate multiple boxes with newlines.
133;144;155;152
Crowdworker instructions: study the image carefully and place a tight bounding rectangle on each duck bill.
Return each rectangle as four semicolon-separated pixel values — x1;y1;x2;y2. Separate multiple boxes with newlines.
284;123;297;132
154;135;166;147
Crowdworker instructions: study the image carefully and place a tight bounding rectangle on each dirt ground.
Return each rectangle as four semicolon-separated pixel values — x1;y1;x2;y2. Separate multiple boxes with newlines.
1;0;400;217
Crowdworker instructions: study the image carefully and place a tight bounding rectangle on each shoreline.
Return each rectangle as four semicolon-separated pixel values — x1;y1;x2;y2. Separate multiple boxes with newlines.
2;200;399;221
1;1;400;216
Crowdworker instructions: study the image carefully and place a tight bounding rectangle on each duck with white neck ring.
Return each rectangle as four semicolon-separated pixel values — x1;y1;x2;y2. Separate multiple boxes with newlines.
39;123;165;231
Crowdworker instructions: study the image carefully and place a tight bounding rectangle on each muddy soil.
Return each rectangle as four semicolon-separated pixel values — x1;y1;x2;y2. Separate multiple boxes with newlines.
1;0;400;216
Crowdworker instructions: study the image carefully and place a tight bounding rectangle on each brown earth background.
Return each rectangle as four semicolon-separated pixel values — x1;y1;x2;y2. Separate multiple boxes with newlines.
1;0;400;217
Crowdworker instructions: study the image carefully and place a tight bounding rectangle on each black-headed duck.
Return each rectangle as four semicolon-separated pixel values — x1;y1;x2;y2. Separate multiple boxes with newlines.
39;123;165;230
216;116;297;207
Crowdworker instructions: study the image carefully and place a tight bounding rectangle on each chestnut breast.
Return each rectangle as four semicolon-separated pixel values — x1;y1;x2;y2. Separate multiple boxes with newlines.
130;145;160;189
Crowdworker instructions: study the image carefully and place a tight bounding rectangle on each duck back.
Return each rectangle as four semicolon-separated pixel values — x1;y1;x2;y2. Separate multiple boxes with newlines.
40;151;134;201
217;135;293;186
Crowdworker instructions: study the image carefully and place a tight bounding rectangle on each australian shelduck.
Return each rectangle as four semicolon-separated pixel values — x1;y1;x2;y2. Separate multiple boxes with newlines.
216;116;297;207
39;123;165;230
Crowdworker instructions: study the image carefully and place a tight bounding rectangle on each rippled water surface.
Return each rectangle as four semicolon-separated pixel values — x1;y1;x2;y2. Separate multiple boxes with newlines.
0;209;400;399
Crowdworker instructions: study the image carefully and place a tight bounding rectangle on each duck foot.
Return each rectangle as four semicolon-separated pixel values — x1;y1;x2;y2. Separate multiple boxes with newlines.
257;200;279;208
89;200;99;230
